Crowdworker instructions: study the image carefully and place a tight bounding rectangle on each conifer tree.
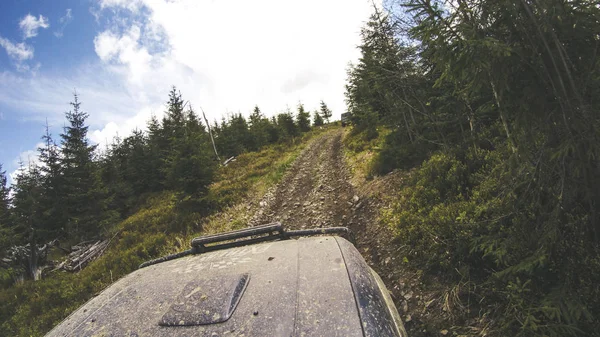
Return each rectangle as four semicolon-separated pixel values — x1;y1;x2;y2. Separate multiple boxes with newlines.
163;86;186;142
277;110;298;140
0;164;10;225
215;114;253;157
11;161;44;244
146;114;167;191
296;103;311;133
166;105;216;196
60;94;107;238
0;164;13;254
249;106;270;151
267;116;281;144
10;161;47;279
319;100;332;123
37;122;65;237
313;110;324;126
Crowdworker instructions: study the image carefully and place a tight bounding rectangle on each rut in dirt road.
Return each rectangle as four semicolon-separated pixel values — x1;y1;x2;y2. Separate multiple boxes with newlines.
250;128;373;232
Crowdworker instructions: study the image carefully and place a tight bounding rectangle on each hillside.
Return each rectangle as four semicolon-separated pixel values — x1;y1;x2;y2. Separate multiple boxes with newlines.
0;126;328;336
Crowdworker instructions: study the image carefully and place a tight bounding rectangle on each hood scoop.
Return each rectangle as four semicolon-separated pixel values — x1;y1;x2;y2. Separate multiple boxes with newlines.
159;273;250;326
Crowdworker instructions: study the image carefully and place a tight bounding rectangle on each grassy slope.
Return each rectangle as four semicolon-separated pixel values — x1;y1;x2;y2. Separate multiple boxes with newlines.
342;128;476;335
343;127;599;337
0;128;325;337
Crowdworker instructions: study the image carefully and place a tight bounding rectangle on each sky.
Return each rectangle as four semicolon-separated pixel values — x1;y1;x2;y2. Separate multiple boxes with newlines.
0;0;376;183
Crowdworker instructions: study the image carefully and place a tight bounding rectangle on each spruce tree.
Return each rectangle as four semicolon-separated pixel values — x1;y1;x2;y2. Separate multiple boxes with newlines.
313;110;324;126
0;164;13;254
11;161;44;244
319;100;332;123
267;116;280;144
37;122;65;237
166;104;216;196
60;94;106;238
0;164;10;225
277;110;298;140
249;106;270;151
296;103;311;133
215;114;253;157
10;161;47;279
146;114;167;191
162;87;186;143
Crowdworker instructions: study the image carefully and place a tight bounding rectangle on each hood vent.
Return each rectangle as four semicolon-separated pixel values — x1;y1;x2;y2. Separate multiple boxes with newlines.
159;273;250;326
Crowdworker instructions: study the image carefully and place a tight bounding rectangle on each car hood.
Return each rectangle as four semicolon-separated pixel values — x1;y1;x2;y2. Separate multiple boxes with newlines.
47;236;404;337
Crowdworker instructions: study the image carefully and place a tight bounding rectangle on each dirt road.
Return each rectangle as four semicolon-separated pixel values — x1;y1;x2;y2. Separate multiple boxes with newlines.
250;128;374;233
248;128;434;336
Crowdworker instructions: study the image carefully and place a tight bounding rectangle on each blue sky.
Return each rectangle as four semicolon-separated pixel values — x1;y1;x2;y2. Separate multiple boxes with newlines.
0;1;96;175
0;0;375;183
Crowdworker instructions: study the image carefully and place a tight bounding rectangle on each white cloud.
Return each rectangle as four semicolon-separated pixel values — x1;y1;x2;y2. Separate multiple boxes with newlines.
19;14;50;40
0;36;34;62
94;0;374;122
0;68;143;127
54;9;73;38
99;0;144;11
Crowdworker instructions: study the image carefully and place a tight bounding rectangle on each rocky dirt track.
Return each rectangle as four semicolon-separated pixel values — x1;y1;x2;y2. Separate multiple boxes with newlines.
250;128;373;232
249;128;440;336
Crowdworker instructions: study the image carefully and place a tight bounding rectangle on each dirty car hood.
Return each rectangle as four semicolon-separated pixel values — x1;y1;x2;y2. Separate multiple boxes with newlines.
47;236;370;336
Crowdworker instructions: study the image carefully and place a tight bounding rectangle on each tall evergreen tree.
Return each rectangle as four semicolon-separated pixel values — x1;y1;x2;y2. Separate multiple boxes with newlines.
37;122;65;237
276;110;298;140
0;164;10;225
296;103;311;133
11;161;44;244
166;105;216;196
313;110;324;127
163;86;186;142
146;114;167;191
319;100;332;123
215;114;254;157
10;162;47;280
60;94;107;238
0;164;12;254
249;106;271;151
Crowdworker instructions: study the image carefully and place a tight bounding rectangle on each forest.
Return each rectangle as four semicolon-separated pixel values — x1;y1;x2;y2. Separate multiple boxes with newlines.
344;0;599;336
0;87;332;281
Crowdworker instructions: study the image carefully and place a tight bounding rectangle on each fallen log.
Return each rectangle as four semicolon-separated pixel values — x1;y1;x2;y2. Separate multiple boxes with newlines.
56;239;110;272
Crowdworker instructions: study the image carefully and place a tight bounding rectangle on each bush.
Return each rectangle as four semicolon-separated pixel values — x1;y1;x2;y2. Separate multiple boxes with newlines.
371;130;435;174
384;143;599;336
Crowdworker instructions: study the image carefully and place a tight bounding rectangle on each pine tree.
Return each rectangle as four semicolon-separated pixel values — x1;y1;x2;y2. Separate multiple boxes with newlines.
37;122;66;237
163;86;186;142
146;114;167;191
296;103;311;133
249;106;270;151
10;161;47;280
11;161;44;244
0;164;13;254
313;110;324;126
319;100;332;123
166;104;216;196
215;114;253;157
277;109;298;140
60;94;107;238
0;164;10;225
267;116;280;144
